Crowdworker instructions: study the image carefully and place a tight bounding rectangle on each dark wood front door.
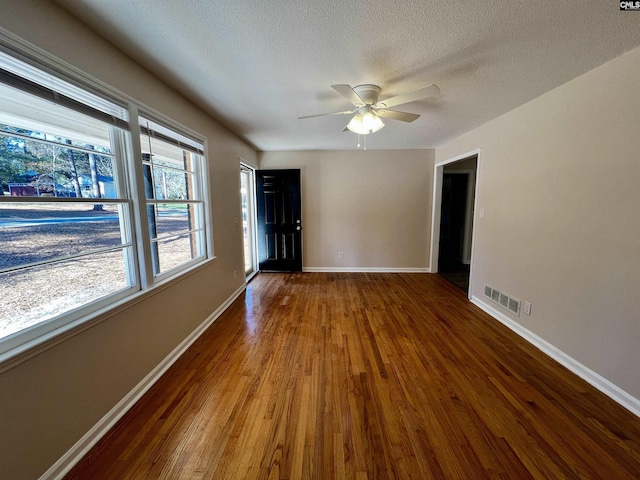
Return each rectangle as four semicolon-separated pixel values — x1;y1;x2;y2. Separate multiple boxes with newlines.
256;169;302;272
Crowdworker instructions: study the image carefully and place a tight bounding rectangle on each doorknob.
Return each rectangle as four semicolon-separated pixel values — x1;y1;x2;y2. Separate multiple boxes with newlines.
296;226;301;231
296;220;301;223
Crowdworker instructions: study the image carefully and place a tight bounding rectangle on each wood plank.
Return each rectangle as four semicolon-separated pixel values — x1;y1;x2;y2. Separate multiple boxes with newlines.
65;273;640;479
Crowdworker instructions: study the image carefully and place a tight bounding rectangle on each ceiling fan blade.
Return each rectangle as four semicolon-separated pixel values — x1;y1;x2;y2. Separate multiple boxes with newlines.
331;84;366;106
297;110;354;119
377;84;440;109
375;109;420;122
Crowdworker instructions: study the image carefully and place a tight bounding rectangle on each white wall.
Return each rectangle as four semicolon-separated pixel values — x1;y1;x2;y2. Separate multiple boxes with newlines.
0;2;256;479
436;46;640;401
259;150;434;270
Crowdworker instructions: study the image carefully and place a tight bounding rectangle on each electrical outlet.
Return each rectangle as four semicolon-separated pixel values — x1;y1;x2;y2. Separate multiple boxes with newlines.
523;301;532;315
338;251;344;259
234;217;239;227
233;270;237;279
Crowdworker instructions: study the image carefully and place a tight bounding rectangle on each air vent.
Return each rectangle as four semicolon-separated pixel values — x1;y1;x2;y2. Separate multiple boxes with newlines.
508;297;521;316
499;293;509;308
491;289;500;302
486;284;521;317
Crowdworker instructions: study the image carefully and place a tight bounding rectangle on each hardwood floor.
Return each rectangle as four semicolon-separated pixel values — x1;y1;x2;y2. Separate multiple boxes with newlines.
65;273;640;479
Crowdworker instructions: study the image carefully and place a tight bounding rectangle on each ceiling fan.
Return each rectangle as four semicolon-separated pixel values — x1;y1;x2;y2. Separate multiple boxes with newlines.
298;83;440;135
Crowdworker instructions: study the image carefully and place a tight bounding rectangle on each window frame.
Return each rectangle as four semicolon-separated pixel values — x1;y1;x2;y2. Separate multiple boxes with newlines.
240;162;258;278
0;39;213;361
138;113;210;281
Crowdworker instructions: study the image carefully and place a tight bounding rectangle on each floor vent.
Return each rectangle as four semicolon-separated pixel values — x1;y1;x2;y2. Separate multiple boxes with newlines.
485;284;520;317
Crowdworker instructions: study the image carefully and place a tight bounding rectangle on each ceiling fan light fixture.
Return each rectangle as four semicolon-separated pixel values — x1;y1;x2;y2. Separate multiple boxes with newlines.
347;107;384;135
299;83;440;135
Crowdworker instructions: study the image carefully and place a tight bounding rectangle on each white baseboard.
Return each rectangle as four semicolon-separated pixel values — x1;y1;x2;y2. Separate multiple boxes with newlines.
471;295;640;418
302;267;430;273
41;284;247;480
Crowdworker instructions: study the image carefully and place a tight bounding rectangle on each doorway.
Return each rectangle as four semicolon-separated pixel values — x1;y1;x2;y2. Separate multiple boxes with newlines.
256;169;302;272
240;164;257;279
430;151;479;296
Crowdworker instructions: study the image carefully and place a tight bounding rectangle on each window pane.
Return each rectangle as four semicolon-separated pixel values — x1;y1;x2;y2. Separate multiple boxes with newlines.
0;202;128;270
241;169;252;273
153;203;199;238
151;166;193;200
153;233;201;274
0;249;132;341
0;129;115;198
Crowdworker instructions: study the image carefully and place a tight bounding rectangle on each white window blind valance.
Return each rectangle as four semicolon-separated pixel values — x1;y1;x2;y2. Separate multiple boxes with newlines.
139;115;204;155
0;50;129;130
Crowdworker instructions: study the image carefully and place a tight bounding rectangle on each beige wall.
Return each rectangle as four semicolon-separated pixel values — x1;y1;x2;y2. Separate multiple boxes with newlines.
436;46;640;400
0;2;256;479
259;150;434;270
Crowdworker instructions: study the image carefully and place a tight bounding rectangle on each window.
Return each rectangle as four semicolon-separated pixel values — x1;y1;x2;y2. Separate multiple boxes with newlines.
0;48;210;354
139;116;208;278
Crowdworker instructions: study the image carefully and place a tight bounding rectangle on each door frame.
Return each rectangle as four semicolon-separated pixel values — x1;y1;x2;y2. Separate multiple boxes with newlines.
240;161;258;280
430;148;481;299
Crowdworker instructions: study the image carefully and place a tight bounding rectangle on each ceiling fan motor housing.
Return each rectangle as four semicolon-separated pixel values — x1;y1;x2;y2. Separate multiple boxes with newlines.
353;84;381;105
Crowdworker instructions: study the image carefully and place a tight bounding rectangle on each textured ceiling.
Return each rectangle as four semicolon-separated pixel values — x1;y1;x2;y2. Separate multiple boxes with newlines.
54;0;640;151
